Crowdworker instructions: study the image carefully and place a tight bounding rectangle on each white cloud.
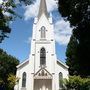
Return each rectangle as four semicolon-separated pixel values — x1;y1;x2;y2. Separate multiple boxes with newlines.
46;0;57;12
24;19;72;45
0;0;12;16
15;0;20;4
2;11;10;16
24;0;57;20
0;0;8;4
25;37;32;44
24;1;39;20
54;19;72;45
0;0;3;4
24;0;72;45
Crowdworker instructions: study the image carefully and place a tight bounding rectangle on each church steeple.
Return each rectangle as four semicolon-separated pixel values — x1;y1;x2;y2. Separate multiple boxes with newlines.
38;0;49;19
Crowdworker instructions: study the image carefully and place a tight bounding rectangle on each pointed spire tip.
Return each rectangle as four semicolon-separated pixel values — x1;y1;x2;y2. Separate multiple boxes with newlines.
38;0;49;19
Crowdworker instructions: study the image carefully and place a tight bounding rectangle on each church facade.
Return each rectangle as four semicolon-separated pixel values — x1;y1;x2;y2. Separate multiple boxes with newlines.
14;0;68;90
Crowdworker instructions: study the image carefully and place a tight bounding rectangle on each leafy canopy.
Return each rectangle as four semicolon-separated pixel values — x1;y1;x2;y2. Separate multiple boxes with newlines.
0;48;19;89
0;0;34;43
64;76;90;90
58;0;90;77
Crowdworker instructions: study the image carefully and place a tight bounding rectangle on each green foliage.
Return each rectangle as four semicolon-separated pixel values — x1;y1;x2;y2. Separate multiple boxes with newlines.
19;0;34;5
66;35;80;76
0;0;17;43
58;0;90;77
0;0;34;43
64;76;90;90
0;48;19;89
0;78;3;85
58;0;90;26
7;74;19;90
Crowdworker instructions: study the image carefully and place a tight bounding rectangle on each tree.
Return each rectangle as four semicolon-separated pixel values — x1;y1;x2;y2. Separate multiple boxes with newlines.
66;35;79;76
58;0;90;77
0;0;34;43
64;76;90;90
0;0;16;43
0;48;19;89
19;0;33;5
7;74;19;90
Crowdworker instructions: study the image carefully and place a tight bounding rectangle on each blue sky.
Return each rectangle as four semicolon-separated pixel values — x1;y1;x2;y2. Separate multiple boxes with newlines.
0;0;72;63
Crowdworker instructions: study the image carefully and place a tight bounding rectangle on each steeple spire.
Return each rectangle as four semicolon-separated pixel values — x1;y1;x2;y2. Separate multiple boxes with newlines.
38;0;49;19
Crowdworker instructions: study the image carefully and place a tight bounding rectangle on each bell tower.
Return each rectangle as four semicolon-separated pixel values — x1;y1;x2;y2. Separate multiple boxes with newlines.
29;0;57;74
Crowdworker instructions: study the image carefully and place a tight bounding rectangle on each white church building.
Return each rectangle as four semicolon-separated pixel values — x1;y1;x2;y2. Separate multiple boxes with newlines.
15;0;69;90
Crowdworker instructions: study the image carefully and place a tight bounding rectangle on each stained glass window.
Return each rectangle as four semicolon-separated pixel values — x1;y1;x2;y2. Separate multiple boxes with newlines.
22;72;26;87
59;72;63;88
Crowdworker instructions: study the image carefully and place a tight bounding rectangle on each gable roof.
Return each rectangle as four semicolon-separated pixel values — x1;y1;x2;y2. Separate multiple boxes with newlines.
34;68;52;76
34;68;52;79
16;59;29;68
16;59;68;69
57;59;69;69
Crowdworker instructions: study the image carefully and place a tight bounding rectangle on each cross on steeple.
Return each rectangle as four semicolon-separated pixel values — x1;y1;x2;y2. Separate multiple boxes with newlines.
38;0;49;19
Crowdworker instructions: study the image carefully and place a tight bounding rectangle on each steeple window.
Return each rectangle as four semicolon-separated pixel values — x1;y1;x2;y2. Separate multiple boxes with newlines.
41;26;46;38
40;47;46;66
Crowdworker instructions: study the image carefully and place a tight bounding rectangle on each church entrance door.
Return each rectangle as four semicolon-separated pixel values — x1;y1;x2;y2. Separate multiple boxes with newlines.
34;79;52;90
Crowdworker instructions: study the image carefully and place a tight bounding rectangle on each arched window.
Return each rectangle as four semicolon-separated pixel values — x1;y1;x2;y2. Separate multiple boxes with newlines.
59;72;63;88
40;47;46;66
41;26;46;38
22;72;26;87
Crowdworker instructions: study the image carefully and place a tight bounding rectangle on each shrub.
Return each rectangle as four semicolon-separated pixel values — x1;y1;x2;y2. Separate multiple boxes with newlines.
64;75;90;90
